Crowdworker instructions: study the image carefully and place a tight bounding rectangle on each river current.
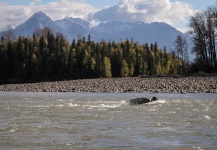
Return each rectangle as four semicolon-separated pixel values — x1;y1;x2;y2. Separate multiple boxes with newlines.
0;92;217;150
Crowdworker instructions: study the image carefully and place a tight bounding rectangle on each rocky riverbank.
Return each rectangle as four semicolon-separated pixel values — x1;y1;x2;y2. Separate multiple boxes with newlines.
0;76;217;93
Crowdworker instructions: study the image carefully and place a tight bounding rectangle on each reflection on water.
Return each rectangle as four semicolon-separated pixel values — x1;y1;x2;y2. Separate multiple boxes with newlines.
0;92;217;150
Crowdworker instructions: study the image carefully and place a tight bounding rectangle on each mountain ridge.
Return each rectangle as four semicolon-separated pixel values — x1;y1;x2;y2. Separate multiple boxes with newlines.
0;11;188;49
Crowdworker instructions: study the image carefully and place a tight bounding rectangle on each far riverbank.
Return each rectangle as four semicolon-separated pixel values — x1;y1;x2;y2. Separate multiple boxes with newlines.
0;76;216;93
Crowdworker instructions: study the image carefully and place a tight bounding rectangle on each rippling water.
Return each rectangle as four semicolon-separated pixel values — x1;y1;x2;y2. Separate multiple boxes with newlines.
0;92;217;150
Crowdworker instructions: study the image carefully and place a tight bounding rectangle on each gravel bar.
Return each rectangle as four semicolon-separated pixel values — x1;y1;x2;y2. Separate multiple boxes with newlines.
0;76;217;93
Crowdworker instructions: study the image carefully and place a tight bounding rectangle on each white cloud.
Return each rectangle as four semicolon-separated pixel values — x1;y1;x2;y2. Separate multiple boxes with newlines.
0;0;197;32
177;27;190;33
0;3;29;29
33;0;97;20
89;0;196;28
0;0;97;29
30;0;42;6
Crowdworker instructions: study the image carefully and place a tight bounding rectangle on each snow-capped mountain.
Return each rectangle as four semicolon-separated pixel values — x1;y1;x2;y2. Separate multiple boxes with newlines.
55;17;90;31
13;11;62;37
55;17;90;39
90;21;187;49
0;11;189;49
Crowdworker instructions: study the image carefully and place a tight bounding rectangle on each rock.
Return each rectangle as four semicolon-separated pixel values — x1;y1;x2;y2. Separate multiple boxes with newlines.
0;76;216;93
130;97;158;105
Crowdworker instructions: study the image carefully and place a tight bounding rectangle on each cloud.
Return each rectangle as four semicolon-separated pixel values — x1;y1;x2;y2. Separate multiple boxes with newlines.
0;0;97;29
41;0;97;20
30;0;42;6
0;0;197;32
0;3;30;29
89;0;196;27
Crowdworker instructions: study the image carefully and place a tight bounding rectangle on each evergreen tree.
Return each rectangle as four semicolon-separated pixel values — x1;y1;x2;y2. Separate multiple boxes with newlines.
0;27;185;83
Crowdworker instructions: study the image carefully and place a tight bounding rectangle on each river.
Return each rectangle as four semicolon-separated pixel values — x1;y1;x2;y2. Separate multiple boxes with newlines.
0;92;217;150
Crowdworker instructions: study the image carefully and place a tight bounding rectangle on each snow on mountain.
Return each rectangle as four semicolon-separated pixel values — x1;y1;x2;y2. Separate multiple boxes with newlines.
90;21;187;49
91;21;133;33
0;11;189;50
55;17;91;31
13;11;62;37
0;24;16;32
55;17;90;39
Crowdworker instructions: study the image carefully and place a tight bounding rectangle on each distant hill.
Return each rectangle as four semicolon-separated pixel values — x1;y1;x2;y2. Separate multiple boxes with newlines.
13;11;62;37
90;21;189;49
0;11;189;50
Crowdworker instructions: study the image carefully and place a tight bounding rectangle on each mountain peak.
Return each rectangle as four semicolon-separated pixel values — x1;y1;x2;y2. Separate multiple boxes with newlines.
12;11;61;37
33;11;47;16
30;11;50;21
55;17;91;31
0;11;188;51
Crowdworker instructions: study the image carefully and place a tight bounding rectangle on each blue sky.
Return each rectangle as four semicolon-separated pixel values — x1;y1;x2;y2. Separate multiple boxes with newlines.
171;0;216;10
2;0;215;10
0;0;216;32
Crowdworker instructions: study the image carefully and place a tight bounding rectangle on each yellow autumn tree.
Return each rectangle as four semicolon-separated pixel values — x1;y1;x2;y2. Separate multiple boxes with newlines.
102;57;112;77
121;59;129;77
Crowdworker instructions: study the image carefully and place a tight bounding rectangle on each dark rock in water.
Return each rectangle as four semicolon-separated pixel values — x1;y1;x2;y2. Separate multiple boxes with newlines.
151;96;158;102
130;97;158;105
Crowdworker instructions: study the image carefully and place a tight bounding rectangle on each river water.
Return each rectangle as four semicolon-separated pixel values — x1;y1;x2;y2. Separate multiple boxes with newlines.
0;91;217;150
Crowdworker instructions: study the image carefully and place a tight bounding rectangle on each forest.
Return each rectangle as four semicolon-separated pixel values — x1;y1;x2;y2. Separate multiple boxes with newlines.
0;31;184;83
0;5;217;84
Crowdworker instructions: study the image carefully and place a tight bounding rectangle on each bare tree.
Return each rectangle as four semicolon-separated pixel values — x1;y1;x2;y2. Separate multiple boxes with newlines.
189;6;217;71
33;27;54;39
174;34;188;72
174;35;188;62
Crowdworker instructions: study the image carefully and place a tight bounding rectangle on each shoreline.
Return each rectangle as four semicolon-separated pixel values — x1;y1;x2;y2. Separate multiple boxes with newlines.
0;76;217;93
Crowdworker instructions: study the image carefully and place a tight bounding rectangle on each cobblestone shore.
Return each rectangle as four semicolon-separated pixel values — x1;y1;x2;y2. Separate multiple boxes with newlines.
0;76;217;93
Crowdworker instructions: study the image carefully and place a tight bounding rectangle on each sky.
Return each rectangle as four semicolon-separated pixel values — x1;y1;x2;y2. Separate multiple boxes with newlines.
0;0;216;33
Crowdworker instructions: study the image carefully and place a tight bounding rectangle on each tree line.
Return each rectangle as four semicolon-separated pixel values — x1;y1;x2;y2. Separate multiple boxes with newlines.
1;4;216;84
0;29;184;83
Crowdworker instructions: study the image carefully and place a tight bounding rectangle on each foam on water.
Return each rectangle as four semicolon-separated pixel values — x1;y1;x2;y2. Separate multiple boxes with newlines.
26;99;129;109
0;92;217;150
63;103;80;107
147;99;166;104
203;115;212;120
58;98;74;102
193;146;205;150
83;100;128;109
